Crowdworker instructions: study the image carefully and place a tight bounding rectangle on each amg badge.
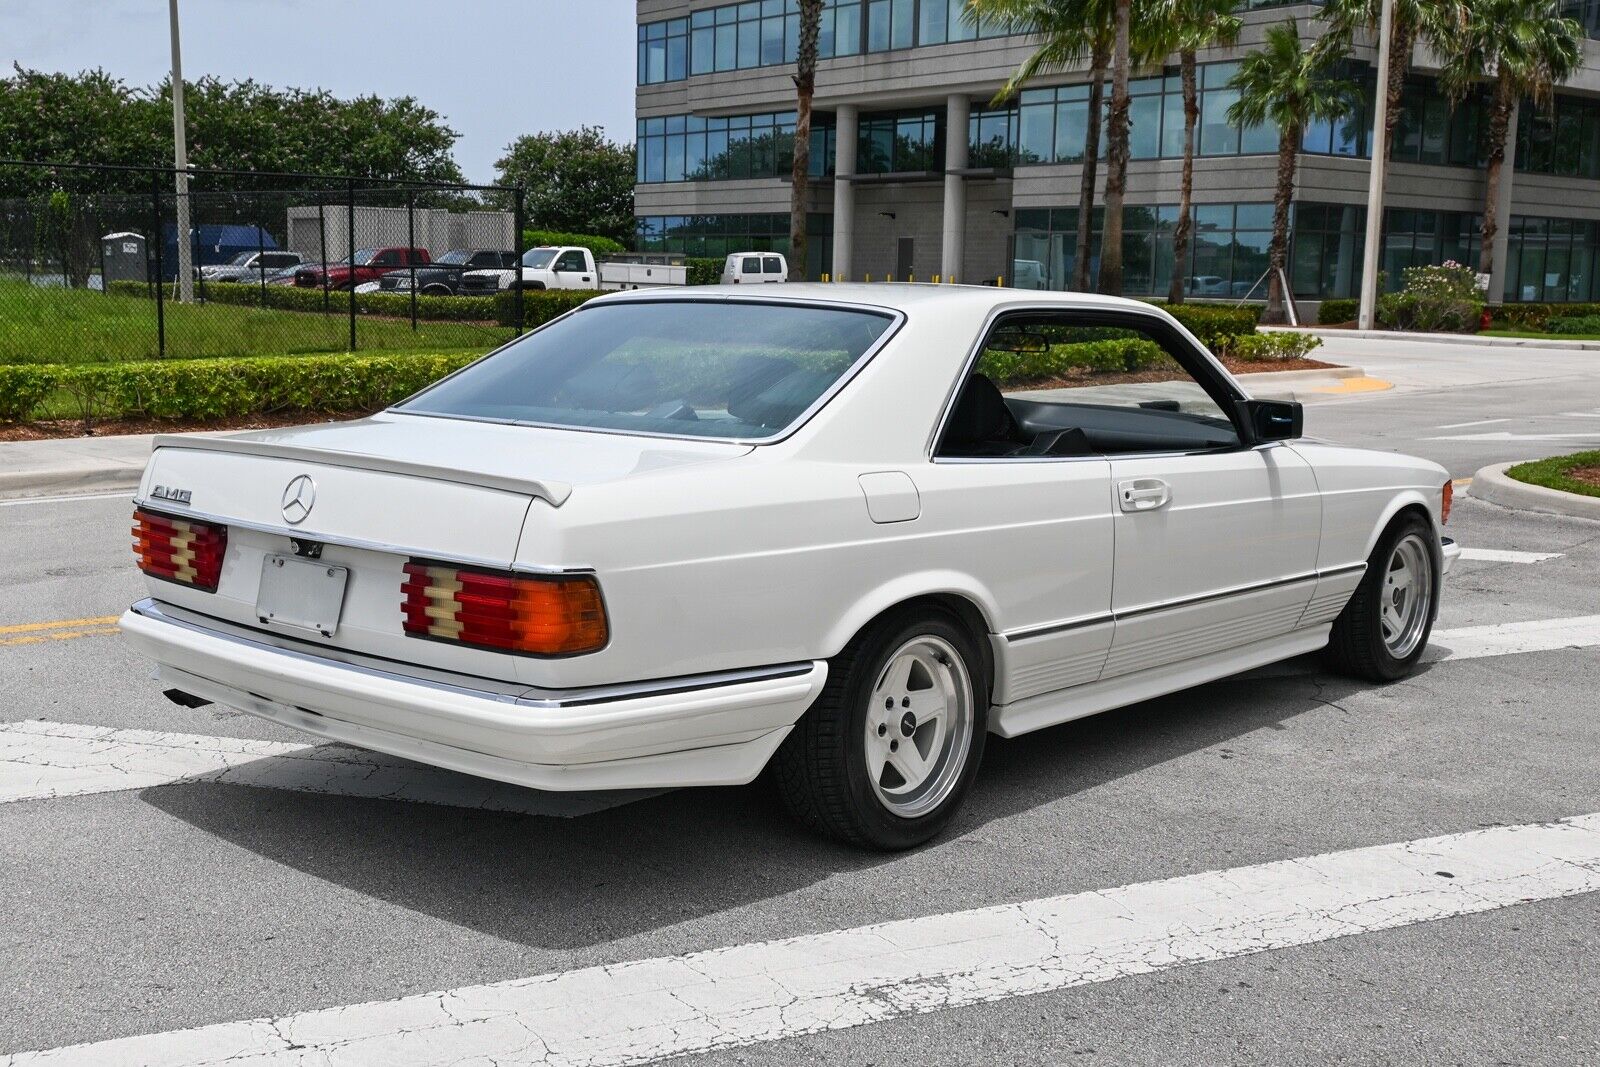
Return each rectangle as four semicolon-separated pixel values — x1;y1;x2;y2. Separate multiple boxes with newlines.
150;485;192;506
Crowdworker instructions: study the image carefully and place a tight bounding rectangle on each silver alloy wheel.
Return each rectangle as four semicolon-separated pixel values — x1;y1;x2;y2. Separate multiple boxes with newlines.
1381;532;1434;658
863;635;975;819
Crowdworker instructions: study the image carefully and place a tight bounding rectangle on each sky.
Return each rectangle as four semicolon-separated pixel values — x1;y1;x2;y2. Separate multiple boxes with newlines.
1;0;638;183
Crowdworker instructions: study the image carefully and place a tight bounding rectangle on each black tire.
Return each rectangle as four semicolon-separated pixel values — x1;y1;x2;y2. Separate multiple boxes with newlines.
773;607;988;850
421;284;452;297
1326;511;1440;682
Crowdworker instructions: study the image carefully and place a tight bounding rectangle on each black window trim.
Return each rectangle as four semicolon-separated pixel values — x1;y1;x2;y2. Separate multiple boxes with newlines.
927;303;1255;462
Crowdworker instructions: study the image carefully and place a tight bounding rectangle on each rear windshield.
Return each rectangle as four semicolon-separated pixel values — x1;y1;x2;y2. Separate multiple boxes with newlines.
398;300;896;440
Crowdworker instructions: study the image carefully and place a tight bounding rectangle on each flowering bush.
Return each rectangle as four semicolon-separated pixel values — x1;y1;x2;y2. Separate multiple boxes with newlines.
1377;261;1485;333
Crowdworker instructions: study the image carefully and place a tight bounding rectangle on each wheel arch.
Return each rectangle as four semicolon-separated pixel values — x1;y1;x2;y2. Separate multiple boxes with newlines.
821;575;1000;701
1362;491;1440;560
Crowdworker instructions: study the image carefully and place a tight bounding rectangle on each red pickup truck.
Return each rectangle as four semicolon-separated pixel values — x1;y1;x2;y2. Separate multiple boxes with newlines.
294;246;430;290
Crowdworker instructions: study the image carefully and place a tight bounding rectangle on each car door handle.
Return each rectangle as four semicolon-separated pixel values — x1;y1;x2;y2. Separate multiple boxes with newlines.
1118;478;1170;512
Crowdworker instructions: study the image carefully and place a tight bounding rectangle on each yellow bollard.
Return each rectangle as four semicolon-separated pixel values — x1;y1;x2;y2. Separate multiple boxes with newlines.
933;274;940;284
998;275;1005;287
888;273;894;283
865;273;871;283
822;272;830;282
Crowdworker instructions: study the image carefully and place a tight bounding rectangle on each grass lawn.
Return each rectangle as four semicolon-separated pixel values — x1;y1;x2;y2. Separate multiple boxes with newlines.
0;280;510;365
1507;450;1600;499
1482;329;1600;342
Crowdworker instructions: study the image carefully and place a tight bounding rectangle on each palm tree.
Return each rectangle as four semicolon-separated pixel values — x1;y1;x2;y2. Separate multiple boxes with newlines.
1154;0;1242;303
1320;0;1465;168
788;0;825;280
1098;0;1134;295
1427;0;1581;283
971;0;1116;292
1227;21;1354;324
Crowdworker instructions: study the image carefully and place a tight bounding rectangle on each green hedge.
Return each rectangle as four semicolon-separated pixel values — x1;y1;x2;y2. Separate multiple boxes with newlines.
1494;302;1600;332
1;352;480;425
522;230;626;256
493;288;603;327
984;339;1167;384
106;280;498;323
1220;331;1322;362
1159;304;1262;350
688;257;723;286
1318;298;1358;324
1549;314;1600;335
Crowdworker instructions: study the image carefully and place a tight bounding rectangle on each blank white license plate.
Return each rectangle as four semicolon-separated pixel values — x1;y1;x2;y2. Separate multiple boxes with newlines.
257;555;349;637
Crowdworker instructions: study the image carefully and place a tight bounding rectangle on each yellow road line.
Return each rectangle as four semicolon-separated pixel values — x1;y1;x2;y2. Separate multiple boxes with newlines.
0;615;121;635
0;625;122;647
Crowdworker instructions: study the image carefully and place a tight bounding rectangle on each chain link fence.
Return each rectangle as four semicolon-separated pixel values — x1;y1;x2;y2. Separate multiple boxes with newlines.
0;161;525;366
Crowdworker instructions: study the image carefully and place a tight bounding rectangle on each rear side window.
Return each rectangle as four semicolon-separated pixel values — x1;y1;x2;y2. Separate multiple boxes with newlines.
763;256;783;274
399;301;896;441
742;256;762;273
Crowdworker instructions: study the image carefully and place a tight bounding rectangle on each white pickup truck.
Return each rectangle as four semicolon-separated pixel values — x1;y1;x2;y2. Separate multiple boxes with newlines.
460;246;687;293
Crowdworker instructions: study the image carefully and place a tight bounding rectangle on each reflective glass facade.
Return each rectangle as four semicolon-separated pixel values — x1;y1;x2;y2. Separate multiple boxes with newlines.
1011;203;1274;296
636;111;835;183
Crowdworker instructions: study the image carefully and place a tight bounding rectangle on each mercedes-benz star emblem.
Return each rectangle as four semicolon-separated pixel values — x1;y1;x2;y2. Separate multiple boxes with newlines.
280;475;316;525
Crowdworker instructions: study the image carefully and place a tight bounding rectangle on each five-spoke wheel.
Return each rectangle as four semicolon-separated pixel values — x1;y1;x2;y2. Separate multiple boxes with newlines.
1328;512;1441;682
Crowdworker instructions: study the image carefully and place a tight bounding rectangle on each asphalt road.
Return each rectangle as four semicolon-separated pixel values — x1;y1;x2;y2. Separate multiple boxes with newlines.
1;336;1598;1065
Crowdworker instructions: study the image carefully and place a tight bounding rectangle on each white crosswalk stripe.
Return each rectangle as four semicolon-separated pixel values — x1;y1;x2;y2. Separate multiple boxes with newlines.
4;813;1598;1067
1457;547;1563;564
0;720;657;816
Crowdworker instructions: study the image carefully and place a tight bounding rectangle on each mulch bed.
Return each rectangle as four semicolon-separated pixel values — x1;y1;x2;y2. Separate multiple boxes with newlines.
1567;465;1600;490
0;356;1340;441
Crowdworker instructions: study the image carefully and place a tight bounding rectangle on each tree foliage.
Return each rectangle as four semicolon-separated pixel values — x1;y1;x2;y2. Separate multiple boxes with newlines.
494;127;637;247
0;65;466;195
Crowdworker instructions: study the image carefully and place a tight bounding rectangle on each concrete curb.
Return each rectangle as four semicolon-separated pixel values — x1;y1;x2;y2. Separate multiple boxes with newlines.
1233;365;1365;383
1261;325;1600;352
1468;461;1600;521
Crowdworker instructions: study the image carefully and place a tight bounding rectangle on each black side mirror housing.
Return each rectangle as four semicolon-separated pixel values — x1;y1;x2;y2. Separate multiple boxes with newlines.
1241;398;1303;442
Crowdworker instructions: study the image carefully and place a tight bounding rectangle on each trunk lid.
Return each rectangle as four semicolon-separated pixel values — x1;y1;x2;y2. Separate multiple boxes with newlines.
137;415;751;682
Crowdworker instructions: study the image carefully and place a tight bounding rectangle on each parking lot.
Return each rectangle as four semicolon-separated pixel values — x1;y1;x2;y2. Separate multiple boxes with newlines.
3;334;1599;1065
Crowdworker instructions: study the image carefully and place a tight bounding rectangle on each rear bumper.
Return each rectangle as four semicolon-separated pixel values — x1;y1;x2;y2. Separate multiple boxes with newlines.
119;599;825;791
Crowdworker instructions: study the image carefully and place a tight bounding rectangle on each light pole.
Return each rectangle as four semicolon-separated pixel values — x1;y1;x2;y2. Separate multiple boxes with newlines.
168;0;194;303
1356;0;1395;330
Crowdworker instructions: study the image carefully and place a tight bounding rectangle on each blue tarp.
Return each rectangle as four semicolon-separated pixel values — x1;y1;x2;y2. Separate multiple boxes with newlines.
160;224;279;278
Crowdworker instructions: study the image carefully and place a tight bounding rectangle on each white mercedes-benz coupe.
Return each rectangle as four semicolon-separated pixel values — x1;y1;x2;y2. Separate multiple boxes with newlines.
121;285;1459;849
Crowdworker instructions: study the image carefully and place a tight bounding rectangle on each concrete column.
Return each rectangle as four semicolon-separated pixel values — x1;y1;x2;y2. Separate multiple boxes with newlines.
942;93;970;282
832;104;859;281
1487;106;1518;305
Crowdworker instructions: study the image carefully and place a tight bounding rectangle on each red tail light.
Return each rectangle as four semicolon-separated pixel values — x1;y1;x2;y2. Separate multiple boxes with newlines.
1441;479;1453;525
132;509;228;592
401;561;608;656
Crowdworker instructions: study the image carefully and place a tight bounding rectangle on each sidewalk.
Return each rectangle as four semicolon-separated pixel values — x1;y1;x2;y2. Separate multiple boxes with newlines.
0;434;158;498
1262;324;1600;352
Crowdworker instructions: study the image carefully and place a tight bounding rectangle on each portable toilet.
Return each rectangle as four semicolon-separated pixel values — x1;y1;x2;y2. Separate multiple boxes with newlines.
102;232;148;284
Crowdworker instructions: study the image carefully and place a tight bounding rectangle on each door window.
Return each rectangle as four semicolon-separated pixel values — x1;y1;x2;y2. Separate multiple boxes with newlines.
372;250;401;266
937;312;1241;459
555;250;588;272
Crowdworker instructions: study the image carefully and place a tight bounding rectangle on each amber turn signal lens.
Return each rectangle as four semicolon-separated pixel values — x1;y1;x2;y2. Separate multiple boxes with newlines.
402;562;608;655
1441;479;1453;525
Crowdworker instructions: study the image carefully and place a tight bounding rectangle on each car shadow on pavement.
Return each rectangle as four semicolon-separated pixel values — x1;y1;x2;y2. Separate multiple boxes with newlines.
139;657;1393;951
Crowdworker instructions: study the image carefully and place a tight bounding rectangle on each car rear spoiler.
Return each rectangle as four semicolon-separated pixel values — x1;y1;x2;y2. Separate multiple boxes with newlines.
151;434;573;507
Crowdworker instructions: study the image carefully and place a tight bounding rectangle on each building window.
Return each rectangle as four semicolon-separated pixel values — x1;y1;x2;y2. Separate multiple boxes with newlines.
858;110;941;173
635;212;834;277
1506;216;1600;302
637;111;837;184
1010;201;1272;296
637;17;688;85
1516;96;1600;179
1290;203;1367;299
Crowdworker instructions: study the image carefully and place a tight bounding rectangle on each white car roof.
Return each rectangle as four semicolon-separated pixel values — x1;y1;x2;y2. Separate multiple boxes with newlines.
587;282;1170;317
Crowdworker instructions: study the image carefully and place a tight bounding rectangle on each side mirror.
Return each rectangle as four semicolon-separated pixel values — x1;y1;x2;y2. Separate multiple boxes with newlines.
1242;398;1303;442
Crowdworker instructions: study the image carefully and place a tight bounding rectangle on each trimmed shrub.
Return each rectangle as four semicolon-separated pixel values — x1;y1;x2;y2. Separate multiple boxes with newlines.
1221;331;1323;362
688;257;724;286
107;280;498;323
1545;312;1600;335
1376;262;1483;333
0;365;60;422
1491;302;1600;332
1318;298;1358;324
522;230;626;256
0;352;481;425
493;288;603;328
982;339;1167;385
1157;304;1262;350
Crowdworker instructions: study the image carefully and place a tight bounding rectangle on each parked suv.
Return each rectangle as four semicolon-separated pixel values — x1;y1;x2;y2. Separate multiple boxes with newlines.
377;249;517;296
293;247;429;291
199;250;304;283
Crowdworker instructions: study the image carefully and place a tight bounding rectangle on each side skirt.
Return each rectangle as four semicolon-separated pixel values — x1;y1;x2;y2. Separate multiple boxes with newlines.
989;625;1331;739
